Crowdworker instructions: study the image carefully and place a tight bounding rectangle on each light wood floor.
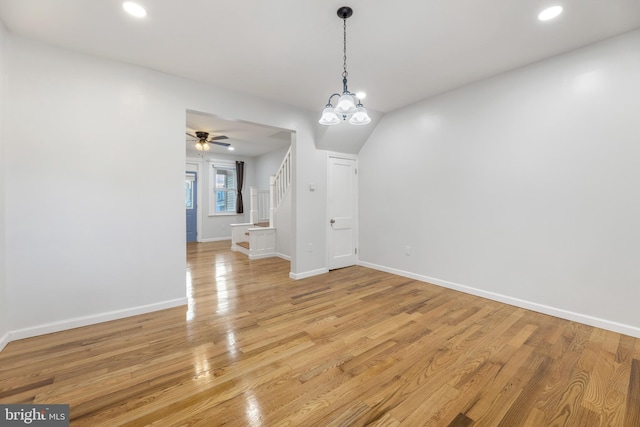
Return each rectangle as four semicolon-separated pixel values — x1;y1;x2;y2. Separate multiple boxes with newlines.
1;241;640;426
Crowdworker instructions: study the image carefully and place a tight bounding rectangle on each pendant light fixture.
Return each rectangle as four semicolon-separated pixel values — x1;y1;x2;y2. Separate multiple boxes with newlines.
319;7;371;126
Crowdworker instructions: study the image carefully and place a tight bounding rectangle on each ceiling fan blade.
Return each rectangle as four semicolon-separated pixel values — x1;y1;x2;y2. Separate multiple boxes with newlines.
186;132;198;139
212;141;231;147
210;135;229;141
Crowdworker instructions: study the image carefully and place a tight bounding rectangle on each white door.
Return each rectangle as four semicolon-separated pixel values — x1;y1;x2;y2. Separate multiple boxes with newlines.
328;156;358;270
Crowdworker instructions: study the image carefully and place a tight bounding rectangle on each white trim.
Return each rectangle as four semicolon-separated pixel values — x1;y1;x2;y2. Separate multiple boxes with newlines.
277;252;291;261
289;268;329;280
6;297;188;343
209;161;239;216
326;153;358;271
325;151;359;161
0;332;9;352
200;237;231;243
207;159;236;167
249;252;277;260
185;159;202;242
358;261;640;339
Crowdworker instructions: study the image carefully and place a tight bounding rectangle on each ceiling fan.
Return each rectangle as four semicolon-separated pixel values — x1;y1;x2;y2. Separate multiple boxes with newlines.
186;131;230;151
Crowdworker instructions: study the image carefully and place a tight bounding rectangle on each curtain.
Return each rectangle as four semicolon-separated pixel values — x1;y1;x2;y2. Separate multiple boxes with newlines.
236;161;245;214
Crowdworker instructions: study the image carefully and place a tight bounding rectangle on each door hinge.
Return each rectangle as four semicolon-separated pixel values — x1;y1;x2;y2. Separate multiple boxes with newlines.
355;248;358;254
355;168;358;175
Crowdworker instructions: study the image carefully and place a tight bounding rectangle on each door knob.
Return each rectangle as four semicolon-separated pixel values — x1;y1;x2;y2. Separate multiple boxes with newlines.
330;219;335;224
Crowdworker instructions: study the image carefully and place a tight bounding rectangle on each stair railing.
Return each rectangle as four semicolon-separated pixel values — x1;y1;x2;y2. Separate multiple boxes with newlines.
274;146;292;208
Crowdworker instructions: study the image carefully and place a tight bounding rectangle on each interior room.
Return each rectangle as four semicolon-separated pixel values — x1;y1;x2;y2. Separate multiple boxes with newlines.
1;1;640;425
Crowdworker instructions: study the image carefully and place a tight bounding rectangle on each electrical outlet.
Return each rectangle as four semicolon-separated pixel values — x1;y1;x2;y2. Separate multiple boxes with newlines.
308;243;313;252
404;246;411;256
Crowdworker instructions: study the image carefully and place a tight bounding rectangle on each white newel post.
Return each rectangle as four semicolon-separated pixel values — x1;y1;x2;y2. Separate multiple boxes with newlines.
269;175;276;228
250;186;258;225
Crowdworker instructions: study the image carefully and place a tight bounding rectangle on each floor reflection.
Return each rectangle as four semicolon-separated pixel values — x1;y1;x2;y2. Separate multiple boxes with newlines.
226;330;238;358
216;278;230;314
192;344;212;380
215;262;234;314
244;391;263;426
186;270;195;321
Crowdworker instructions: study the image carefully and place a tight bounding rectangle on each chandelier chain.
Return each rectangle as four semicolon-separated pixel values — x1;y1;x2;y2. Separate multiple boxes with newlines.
342;17;348;79
318;7;370;126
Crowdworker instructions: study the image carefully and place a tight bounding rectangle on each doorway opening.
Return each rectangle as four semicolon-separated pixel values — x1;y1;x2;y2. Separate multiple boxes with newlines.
184;109;294;264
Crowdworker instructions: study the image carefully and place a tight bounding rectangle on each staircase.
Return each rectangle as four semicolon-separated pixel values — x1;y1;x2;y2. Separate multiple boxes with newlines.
231;147;291;259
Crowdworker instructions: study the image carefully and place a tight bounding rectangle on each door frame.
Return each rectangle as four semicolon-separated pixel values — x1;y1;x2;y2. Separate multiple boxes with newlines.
326;152;359;270
186;158;203;243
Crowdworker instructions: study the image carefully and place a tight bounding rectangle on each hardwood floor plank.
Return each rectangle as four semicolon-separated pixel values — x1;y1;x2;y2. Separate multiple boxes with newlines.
397;383;460;425
616;335;636;364
624;358;640;427
367;412;401;427
583;349;616;413
602;389;627;427
457;343;534;420
447;412;474;427
1;241;639;426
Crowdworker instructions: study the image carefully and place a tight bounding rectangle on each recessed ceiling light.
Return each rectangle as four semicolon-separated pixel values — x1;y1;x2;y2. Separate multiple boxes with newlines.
538;5;563;21
228;147;235;151
122;2;147;18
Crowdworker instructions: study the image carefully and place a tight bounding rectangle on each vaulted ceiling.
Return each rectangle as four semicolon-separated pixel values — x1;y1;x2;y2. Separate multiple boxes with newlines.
2;0;639;116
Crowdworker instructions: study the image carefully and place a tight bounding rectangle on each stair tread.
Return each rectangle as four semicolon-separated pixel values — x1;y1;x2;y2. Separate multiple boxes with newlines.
237;241;250;249
253;222;269;227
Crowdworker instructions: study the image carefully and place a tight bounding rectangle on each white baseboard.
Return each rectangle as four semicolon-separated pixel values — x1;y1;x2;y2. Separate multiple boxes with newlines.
277;252;291;261
6;297;188;344
0;331;9;352
200;237;231;243
358;261;640;339
249;252;277;260
289;268;329;280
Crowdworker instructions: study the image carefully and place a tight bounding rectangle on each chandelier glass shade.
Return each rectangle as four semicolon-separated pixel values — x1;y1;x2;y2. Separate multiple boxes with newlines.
319;107;341;125
319;7;371;126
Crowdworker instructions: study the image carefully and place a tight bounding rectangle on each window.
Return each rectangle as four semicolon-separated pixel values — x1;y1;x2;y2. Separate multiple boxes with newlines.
185;180;194;209
209;163;237;215
185;173;195;209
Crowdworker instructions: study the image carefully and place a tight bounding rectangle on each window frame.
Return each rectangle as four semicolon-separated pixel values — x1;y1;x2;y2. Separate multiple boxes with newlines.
185;172;196;209
208;160;240;216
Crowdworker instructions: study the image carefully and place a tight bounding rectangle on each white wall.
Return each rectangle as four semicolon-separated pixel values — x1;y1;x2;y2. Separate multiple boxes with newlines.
0;19;8;350
359;30;640;337
290;133;328;278
3;34;326;340
4;36;187;335
276;188;292;259
255;146;289;189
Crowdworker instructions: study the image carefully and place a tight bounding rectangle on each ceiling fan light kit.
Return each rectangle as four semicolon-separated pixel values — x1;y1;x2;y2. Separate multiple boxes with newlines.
188;131;231;151
319;6;371;126
195;141;210;151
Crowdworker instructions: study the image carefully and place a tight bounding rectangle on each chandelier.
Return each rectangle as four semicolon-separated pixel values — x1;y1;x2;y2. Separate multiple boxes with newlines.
319;7;371;126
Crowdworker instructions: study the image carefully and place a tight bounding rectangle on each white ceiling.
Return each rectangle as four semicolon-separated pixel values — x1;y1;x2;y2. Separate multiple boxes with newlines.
1;0;640;114
2;0;640;155
185;110;291;157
